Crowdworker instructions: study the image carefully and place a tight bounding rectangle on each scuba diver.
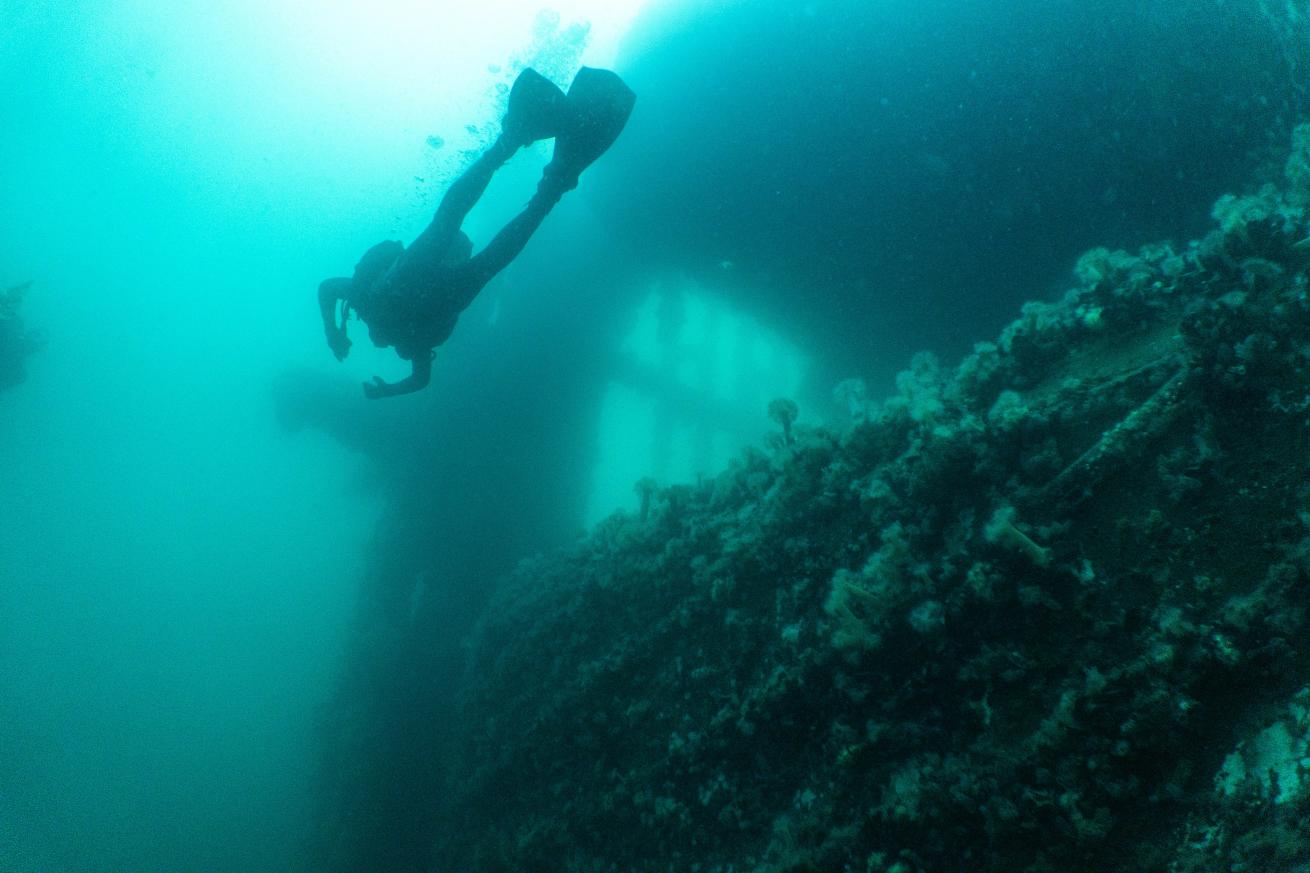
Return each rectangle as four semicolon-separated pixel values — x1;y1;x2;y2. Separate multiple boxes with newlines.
318;66;636;398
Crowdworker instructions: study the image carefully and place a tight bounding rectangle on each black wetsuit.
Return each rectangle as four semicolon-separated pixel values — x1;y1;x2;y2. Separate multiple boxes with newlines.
349;137;562;361
318;136;567;397
319;65;635;397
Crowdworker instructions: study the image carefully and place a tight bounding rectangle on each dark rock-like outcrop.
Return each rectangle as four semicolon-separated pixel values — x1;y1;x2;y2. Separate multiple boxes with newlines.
434;127;1310;872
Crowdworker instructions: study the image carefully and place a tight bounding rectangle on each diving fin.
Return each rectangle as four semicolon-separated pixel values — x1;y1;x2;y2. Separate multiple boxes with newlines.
501;68;569;149
543;67;636;193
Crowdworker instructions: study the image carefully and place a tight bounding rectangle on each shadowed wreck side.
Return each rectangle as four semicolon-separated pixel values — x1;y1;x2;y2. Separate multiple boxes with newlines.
431;126;1310;872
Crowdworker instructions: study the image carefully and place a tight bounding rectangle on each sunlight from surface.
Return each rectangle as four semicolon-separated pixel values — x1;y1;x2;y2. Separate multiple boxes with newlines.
0;2;654;870
46;0;651;198
587;278;808;526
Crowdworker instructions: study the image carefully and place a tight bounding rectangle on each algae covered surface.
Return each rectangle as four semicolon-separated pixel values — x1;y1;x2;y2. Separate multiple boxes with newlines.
434;129;1310;871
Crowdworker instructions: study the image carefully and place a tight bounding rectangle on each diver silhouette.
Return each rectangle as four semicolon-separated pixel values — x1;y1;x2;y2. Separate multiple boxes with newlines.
318;67;636;398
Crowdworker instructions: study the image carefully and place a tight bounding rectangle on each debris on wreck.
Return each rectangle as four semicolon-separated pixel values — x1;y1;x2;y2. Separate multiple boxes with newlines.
434;126;1310;871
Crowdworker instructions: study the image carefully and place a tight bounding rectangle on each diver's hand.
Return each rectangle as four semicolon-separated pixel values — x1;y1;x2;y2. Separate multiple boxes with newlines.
362;376;390;399
326;329;351;362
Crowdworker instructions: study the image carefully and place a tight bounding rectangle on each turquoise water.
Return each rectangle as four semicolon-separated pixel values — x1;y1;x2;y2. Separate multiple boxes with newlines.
1;1;1304;870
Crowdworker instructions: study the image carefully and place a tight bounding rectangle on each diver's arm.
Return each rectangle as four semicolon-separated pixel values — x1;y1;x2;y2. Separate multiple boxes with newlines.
362;353;432;399
318;278;352;361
